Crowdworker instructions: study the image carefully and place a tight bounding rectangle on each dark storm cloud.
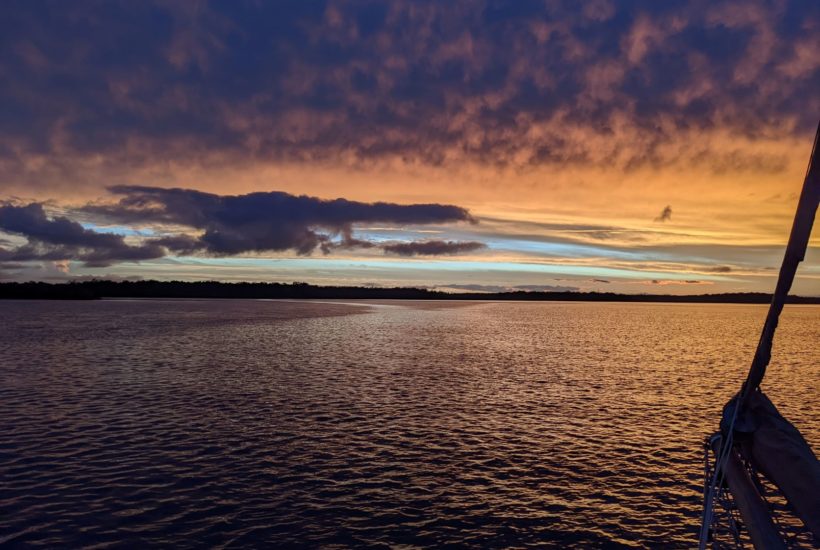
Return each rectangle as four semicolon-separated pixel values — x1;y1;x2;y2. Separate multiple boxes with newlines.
382;240;486;256
1;0;818;183
0;187;482;267
82;186;477;256
0;203;164;267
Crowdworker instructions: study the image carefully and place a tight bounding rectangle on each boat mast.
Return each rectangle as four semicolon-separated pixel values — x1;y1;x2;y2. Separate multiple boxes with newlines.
740;121;820;401
700;121;820;550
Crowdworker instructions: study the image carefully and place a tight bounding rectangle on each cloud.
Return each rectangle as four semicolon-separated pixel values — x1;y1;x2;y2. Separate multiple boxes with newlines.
650;279;711;285
440;283;579;293
1;0;818;195
382;240;486;256
81;186;478;258
0;203;165;267
654;205;673;222
53;259;70;273
0;2;817;293
0;188;483;268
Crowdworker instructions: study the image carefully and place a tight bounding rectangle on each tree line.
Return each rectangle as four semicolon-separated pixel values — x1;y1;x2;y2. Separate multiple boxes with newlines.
1;280;818;303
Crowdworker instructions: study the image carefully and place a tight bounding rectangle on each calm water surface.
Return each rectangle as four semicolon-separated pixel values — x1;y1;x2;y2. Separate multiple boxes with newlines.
1;300;818;548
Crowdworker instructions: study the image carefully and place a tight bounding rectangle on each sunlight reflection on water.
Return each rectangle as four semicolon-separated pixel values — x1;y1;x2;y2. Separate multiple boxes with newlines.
1;300;817;548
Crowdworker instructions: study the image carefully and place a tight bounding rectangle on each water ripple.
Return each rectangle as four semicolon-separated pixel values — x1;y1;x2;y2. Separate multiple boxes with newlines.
1;300;817;548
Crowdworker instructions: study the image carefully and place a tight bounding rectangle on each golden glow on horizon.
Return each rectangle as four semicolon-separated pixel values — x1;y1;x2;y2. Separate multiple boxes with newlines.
5;121;816;296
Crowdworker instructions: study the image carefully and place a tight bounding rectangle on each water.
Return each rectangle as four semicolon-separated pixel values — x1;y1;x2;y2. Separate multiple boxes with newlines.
1;300;818;548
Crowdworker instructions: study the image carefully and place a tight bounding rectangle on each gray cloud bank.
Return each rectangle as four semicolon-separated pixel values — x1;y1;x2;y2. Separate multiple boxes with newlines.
0;187;482;268
0;203;164;267
383;240;486;256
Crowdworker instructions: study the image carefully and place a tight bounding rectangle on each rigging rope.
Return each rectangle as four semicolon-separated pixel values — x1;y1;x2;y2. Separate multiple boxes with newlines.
697;120;820;550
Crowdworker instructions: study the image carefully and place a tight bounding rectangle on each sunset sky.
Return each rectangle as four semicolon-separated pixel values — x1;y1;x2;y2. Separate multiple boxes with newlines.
1;1;819;294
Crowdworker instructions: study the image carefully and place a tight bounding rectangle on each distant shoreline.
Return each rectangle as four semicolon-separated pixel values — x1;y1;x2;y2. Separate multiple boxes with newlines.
1;280;819;304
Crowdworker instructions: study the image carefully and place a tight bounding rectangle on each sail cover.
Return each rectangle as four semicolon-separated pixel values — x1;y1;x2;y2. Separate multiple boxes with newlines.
739;391;820;538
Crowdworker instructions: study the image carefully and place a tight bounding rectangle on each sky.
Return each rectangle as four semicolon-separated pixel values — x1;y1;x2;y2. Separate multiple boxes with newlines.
1;0;819;294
